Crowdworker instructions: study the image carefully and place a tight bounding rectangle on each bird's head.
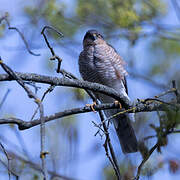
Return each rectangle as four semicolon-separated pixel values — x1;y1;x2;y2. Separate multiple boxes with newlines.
83;29;104;48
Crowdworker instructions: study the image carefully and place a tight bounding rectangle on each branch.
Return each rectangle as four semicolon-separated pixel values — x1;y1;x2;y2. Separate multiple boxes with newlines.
0;159;19;180
99;109;121;179
41;26;63;73
172;80;180;103
0;69;179;179
0;97;178;131
1;72;178;111
0;142;11;180
0;72;134;108
0;60;48;179
59;70;121;179
0;89;10;110
6;150;76;180
0;71;179;131
171;0;180;22
134;142;159;180
31;85;55;120
0;13;40;56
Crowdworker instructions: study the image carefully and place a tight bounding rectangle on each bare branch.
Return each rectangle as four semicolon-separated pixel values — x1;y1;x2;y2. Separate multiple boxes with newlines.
0;97;178;130
0;60;48;179
41;26;63;73
134;142;159;180
98;109;121;179
6;150;76;180
171;0;180;22
59;70;121;179
0;159;19;180
0;72;132;108
172;80;180;103
0;89;10;110
59;69;97;101
0;13;40;56
0;65;179;180
31;85;55;120
0;142;11;180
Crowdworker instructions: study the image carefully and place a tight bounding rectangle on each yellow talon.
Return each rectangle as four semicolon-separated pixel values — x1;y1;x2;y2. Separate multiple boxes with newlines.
114;100;122;109
40;151;49;159
35;98;41;103
86;101;97;112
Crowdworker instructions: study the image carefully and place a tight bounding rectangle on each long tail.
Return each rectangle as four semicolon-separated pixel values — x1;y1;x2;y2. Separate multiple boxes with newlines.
95;91;138;153
105;109;138;153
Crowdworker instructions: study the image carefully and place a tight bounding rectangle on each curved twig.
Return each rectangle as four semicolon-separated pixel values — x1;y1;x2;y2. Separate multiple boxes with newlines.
0;14;40;56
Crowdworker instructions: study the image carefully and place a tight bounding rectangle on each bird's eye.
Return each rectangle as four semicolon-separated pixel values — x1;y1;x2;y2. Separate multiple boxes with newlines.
98;34;102;38
89;33;97;40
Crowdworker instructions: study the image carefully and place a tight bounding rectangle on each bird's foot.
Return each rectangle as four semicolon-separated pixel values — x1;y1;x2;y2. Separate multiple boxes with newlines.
114;100;122;109
86;101;97;112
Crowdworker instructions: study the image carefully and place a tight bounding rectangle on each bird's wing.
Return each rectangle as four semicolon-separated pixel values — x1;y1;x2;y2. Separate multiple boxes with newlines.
122;76;128;95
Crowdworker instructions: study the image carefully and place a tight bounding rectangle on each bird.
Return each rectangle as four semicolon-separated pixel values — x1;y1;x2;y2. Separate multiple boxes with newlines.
78;29;138;153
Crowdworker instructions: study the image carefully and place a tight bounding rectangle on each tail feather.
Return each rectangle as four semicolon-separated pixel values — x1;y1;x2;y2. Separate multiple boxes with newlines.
95;92;138;153
106;109;138;153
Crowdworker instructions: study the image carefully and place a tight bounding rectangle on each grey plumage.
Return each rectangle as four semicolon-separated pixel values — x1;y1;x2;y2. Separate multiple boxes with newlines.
79;30;138;153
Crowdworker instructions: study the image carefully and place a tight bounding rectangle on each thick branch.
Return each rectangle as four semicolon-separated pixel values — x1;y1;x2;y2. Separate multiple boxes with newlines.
0;72;131;108
0;100;178;130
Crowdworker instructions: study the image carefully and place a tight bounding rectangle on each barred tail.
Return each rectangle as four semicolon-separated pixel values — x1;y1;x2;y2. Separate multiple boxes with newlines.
106;109;138;153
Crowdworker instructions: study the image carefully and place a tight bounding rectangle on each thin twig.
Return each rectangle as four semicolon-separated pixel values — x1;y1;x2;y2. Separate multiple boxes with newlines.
171;0;180;22
134;142;159;180
0;59;48;179
172;80;180;103
12;127;31;159
168;129;180;134
0;142;11;180
7;150;76;180
0;89;10;110
24;81;41;94
41;26;63;73
97;101;121;179
0;159;19;180
154;88;177;98
143;135;156;141
0;13;40;56
31;85;55;120
142;98;174;106
92;121;106;134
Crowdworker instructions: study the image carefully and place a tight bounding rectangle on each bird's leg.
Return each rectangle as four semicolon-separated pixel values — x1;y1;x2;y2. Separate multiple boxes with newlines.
114;100;122;109
86;101;97;112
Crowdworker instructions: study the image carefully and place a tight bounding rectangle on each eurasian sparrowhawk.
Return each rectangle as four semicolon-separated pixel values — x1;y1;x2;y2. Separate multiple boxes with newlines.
78;30;138;153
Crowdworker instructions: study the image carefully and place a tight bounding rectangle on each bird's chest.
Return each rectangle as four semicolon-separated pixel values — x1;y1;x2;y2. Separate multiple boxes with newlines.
80;47;96;73
83;45;112;70
80;46;118;84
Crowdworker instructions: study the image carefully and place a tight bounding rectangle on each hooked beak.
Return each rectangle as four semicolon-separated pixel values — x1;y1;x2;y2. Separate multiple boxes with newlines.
92;33;97;40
